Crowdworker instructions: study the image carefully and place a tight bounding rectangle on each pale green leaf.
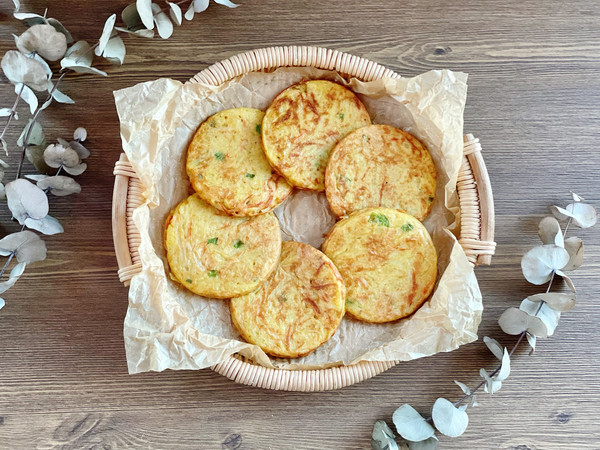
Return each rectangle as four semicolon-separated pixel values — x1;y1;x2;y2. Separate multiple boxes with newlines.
122;3;143;29
136;0;155;29
168;2;183;25
214;0;239;7
37;175;81;196
454;380;470;396
151;3;173;39
51;87;75;104
114;26;155;38
407;437;439;450
1;50;48;91
47;18;73;44
69;141;90;159
0;262;26;294
61;40;92;68
480;368;502;394
392;404;435;442
498;307;548;338
521;245;569;284
526;333;536;352
5;179;49;223
527;292;576;312
562;236;583;271
1;138;8;157
24;174;48;182
0;231;46;264
432;398;468;438
372;421;399;450
556;270;576;293
12;0;20;11
16;24;67;61
193;0;209;12
16;83;38;114
520;298;560;336
43;144;80;169
538;216;564;247
185;2;196;19
25;214;64;235
551;203;598;229
97;14;117;55
13;13;46;26
100;32;126;64
73;127;87;142
32;53;52;78
17;119;44;147
0;297;4;310
63;162;87;176
0;108;13;117
483;336;504;360
495;348;511;381
571;192;584;202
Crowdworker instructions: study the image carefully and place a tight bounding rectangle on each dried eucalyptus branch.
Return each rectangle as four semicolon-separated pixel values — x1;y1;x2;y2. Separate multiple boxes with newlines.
372;193;597;450
0;0;239;311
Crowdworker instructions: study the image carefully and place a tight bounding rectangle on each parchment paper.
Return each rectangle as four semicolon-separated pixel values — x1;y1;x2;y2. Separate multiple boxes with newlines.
114;67;482;373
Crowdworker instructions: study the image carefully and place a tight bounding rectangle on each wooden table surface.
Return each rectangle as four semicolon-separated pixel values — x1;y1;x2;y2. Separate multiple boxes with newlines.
1;1;599;448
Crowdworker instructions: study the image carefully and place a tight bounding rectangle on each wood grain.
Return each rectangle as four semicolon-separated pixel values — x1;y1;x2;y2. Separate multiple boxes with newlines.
1;0;599;448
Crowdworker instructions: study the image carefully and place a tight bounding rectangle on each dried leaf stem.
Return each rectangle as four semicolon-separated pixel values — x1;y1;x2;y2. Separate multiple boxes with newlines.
0;83;25;146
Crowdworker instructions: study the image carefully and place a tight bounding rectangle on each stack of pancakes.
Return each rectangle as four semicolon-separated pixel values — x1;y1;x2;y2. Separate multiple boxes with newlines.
165;80;438;358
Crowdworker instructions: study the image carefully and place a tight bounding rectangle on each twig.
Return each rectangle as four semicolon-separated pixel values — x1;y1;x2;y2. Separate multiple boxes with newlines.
0;252;15;279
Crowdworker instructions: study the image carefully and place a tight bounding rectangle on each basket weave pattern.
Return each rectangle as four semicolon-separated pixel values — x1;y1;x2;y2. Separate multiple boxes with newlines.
112;46;496;391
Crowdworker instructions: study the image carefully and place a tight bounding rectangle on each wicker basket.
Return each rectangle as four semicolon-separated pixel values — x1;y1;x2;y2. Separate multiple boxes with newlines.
112;46;496;391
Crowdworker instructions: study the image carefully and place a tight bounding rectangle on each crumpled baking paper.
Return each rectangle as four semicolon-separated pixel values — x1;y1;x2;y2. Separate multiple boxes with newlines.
114;67;482;373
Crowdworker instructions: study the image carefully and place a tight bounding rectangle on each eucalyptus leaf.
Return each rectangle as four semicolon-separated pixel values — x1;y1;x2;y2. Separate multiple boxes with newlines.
17;119;44;147
193;0;210;12
102;32;126;64
13;13;47;27
562;236;583;271
37;175;81;196
527;292;576;312
1;139;7;157
520;298;560;336
24;214;64;235
16;24;68;61
469;395;478;407
63;163;87;176
24;174;48;182
16;83;37;114
392;404;435;442
97;14;117;55
50;87;75;104
185;2;196;20
69;141;90;159
39;96;53;111
480;368;502;394
0;297;4;310
521;244;569;285
73;127;87;142
1;50;48;91
498;307;548;338
556;270;576;293
0;230;47;264
12;0;20;10
0;262;27;294
372;421;399;450
538;216;564;247
407;437;439;450
495;348;511;382
0;108;13;117
32;53;52;78
571;192;584;202
115;26;155;38
483;336;504;360
43;144;80;169
431;398;468;438
136;0;155;30
47;18;74;44
122;3;143;29
5;179;49;223
214;0;239;7
551;203;598;228
454;380;470;396
0;183;4;200
168;2;183;25
152;3;174;39
61;41;108;76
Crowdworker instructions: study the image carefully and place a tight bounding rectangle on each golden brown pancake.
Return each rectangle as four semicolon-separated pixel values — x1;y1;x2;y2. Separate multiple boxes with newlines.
165;194;281;298
325;124;437;221
322;208;437;323
230;241;346;358
262;80;371;191
186;108;292;216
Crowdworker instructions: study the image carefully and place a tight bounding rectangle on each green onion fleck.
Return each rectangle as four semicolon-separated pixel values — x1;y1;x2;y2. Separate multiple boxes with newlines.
428;196;435;202
186;279;193;283
214;152;225;161
368;212;389;227
233;239;244;248
338;113;344;120
245;173;255;179
401;223;414;232
208;270;218;278
207;237;218;244
255;124;261;133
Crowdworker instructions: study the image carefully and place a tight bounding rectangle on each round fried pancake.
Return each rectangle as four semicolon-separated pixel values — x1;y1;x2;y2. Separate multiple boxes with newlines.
186;108;292;216
262;80;371;191
230;241;346;358
165;194;281;298
325;125;437;221
322;208;437;323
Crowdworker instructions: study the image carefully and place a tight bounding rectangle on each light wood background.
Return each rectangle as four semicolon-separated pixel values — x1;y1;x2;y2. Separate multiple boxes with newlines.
1;1;599;448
